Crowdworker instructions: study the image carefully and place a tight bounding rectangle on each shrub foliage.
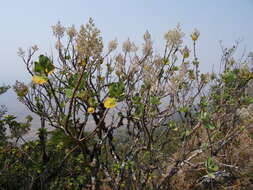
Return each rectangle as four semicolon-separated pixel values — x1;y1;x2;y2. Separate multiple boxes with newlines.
1;19;253;189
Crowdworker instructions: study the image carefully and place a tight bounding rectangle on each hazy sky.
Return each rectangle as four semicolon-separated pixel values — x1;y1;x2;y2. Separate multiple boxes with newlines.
1;0;253;84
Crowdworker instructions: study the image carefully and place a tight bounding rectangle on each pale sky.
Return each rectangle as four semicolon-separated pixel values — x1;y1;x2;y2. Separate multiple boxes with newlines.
1;0;253;84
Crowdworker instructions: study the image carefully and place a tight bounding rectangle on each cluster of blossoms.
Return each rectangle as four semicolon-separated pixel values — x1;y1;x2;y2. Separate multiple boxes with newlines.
142;30;153;55
122;38;137;53
164;24;184;48
52;21;65;38
115;54;125;76
129;56;140;74
108;39;118;52
76;18;103;59
66;25;77;39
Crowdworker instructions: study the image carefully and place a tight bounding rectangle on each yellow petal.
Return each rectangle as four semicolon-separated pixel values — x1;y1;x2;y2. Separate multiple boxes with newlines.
87;107;95;114
103;97;117;108
191;34;198;41
32;75;48;84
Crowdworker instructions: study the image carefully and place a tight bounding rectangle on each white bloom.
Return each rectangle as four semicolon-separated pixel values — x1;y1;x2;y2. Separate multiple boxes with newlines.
122;38;133;53
130;57;139;73
108;39;118;52
76;20;103;58
142;31;153;55
67;25;77;39
143;40;153;55
164;24;184;47
116;54;124;64
153;56;163;67
52;21;65;38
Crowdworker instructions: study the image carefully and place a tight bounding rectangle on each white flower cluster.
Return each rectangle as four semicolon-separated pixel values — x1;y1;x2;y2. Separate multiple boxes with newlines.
52;21;65;38
129;56;140;73
122;38;137;53
142;30;153;55
164;24;184;48
67;25;77;39
115;54;125;76
76;18;103;59
108;39;118;52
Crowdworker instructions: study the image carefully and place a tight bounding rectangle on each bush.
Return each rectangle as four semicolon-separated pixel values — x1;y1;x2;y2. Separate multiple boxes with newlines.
0;19;252;189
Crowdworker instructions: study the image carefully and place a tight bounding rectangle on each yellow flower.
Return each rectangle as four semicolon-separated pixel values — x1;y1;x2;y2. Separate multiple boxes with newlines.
104;97;117;108
87;107;95;114
191;29;200;41
32;75;48;84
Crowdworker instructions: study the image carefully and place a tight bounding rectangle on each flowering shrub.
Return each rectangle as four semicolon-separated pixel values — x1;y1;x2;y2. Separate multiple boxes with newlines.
1;18;252;189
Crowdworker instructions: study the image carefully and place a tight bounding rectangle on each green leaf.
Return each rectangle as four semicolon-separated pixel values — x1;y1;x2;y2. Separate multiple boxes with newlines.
205;123;215;130
132;95;142;105
179;106;188;113
108;81;125;100
171;66;179;71
88;97;97;107
241;96;253;105
76;91;87;99
65;89;74;98
68;73;86;89
200;112;211;123
34;61;44;74
150;96;161;105
34;55;55;75
206;157;219;172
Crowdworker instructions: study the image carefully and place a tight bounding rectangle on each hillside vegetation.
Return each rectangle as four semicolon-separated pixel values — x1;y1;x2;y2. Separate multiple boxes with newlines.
1;19;253;189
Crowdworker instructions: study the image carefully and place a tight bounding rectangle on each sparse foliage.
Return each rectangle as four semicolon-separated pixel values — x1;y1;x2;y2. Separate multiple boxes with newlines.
0;19;253;190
